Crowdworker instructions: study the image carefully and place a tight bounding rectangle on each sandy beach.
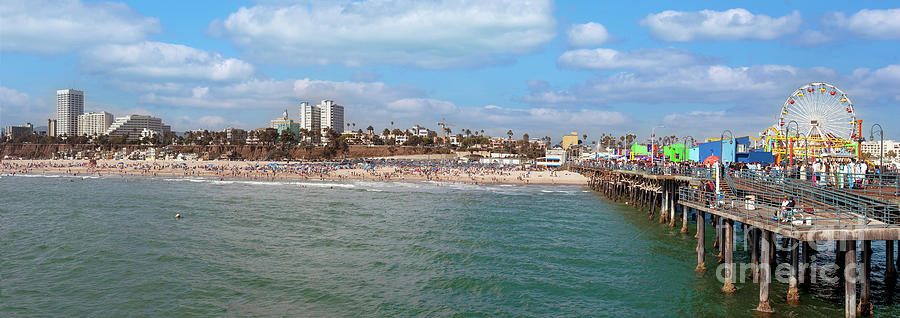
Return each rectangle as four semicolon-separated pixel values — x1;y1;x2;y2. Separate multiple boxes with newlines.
1;159;588;186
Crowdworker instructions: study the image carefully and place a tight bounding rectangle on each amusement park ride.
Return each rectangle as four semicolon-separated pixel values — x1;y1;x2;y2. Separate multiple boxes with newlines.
761;82;864;164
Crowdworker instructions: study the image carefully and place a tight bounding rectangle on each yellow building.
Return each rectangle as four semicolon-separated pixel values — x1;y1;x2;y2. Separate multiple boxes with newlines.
561;132;580;150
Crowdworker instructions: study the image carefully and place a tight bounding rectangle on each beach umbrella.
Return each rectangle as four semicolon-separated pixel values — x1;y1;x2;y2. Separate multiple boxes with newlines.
703;155;720;165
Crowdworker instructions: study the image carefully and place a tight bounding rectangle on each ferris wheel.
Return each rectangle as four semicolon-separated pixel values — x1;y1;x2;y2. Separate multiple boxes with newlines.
777;82;857;141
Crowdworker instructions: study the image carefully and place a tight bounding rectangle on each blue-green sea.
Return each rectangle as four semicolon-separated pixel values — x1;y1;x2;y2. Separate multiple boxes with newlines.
2;174;900;317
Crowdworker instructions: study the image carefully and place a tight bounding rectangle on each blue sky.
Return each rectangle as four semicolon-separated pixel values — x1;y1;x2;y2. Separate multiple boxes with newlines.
1;0;899;143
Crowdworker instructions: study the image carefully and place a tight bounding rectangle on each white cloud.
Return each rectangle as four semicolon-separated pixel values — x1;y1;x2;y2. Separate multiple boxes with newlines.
136;77;424;113
557;48;714;71
209;0;556;68
640;8;801;42
0;86;51;126
0;86;32;107
526;64;838;106
0;0;160;53
387;98;458;115
461;105;630;137
793;30;831;46
82;41;255;81
566;22;611;47
661;110;774;138
524;61;900;137
828;9;900;40
170;115;246;131
846;64;900;103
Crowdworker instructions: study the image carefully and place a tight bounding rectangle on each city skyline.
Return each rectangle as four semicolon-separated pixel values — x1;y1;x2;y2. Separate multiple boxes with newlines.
2;0;900;141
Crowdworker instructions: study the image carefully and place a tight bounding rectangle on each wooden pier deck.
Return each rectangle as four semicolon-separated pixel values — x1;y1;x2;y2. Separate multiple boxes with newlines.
575;165;900;317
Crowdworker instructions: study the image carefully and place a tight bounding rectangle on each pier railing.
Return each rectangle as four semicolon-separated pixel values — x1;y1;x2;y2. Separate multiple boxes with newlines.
576;163;899;200
678;187;900;230
578;163;716;179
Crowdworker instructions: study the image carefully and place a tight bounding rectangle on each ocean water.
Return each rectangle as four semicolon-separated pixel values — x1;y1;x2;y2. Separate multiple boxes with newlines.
2;175;899;317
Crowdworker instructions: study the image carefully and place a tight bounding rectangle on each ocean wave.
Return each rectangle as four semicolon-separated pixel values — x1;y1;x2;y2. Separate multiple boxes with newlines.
5;174;65;178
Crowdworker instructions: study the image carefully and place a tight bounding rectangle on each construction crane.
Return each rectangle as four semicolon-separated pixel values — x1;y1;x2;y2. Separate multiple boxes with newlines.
436;118;455;139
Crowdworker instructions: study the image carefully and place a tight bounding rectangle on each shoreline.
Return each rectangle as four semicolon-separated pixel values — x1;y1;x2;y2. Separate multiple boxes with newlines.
1;159;588;186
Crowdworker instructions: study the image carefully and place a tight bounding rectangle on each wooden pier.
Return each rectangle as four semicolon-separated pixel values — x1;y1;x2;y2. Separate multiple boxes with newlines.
575;166;900;318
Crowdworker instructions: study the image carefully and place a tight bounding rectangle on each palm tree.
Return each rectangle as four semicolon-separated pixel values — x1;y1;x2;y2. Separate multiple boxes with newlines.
382;128;390;136
507;130;513;140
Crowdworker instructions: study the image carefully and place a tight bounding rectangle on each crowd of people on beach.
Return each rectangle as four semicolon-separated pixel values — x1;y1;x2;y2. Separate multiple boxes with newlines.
0;158;567;185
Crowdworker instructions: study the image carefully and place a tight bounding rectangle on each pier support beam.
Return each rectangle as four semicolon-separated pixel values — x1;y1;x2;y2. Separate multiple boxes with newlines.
845;240;857;318
722;219;736;294
802;241;812;286
696;211;706;273
668;184;677;228
660;185;668;224
693;208;700;239
756;230;774;313
681;204;689;234
887;240;896;279
717;217;724;263
750;228;759;282
787;238;800;305
713;216;720;249
896;240;900;273
858;240;873;316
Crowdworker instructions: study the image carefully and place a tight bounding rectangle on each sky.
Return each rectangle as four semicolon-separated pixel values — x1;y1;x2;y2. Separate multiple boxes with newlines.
1;0;899;143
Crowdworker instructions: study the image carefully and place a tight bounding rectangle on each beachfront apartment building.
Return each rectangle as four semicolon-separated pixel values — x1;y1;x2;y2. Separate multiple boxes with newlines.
299;101;320;133
861;140;900;158
318;100;344;135
77;112;114;136
57;89;84;136
3;123;33;139
299;100;345;141
408;125;434;138
106;115;171;141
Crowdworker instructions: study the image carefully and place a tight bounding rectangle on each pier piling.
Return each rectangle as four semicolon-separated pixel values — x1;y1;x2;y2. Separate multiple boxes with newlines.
750;228;759;282
845;240;857;318
757;230;774;313
887;240;896;279
696;211;706;273
722;219;736;294
787;238;800;304
858;240;873;316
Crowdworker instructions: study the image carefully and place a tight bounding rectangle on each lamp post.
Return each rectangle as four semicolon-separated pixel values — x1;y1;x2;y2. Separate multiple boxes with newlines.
796;132;808;163
683;136;695;163
720;130;734;165
870;124;884;171
651;125;664;165
784;120;799;171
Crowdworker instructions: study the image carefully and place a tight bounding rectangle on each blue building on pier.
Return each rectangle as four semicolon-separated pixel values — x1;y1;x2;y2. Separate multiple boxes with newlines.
689;136;774;164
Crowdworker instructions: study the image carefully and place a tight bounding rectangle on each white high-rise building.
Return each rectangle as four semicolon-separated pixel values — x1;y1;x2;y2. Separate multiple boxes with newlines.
57;89;84;136
299;101;321;138
297;100;345;141
106;115;170;141
318;100;344;135
77;112;114;136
